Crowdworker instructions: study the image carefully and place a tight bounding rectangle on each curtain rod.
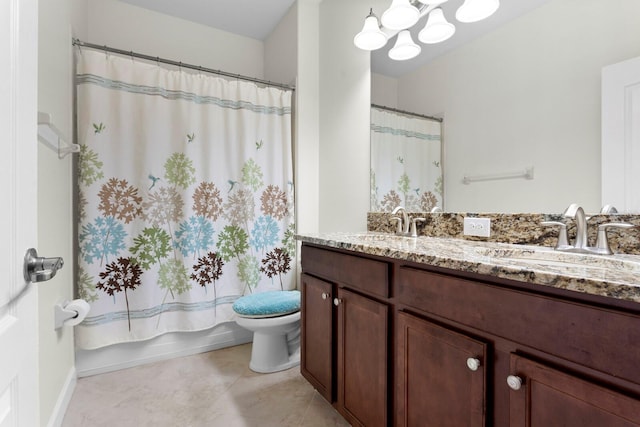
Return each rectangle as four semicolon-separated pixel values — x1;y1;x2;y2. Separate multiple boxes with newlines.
72;38;296;92
372;104;443;123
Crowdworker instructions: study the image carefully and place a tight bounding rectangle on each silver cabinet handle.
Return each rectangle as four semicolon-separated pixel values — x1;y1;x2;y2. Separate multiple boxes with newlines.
333;298;342;306
321;292;330;300
507;375;523;391
466;357;481;371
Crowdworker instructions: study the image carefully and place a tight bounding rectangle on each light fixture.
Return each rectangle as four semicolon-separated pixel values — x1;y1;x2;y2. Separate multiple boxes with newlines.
381;0;421;30
418;8;455;44
388;30;421;61
353;9;388;51
456;0;500;23
354;0;499;61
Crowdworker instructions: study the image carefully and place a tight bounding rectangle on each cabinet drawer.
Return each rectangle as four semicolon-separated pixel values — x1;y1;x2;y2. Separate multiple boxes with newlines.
397;266;640;386
301;245;389;297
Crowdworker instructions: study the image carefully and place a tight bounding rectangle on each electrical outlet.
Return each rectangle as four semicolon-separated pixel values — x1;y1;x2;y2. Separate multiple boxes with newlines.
463;217;491;237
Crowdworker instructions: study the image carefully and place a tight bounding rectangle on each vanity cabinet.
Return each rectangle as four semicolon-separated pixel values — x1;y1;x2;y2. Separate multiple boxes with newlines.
397;265;640;427
300;245;390;427
300;242;640;426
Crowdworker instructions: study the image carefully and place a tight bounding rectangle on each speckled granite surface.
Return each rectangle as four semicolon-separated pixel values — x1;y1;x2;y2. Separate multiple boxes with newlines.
297;232;640;304
367;212;640;254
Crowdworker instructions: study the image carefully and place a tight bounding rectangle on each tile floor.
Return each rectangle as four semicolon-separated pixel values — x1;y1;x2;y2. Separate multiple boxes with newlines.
62;343;350;427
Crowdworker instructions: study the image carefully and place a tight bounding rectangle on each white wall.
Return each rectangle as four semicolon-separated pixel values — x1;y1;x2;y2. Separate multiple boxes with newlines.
264;3;298;86
395;0;640;213
371;73;398;108
296;0;321;235
37;0;89;424
318;0;372;232
85;0;264;78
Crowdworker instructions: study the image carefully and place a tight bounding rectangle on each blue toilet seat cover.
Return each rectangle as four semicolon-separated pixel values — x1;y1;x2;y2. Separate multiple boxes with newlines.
232;290;301;318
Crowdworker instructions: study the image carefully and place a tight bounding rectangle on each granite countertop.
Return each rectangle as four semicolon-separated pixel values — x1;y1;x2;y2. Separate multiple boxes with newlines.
297;232;640;304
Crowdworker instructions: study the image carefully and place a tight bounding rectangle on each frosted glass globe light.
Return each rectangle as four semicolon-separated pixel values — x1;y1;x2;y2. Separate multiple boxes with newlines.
456;0;500;23
419;8;456;44
388;30;421;61
354;11;388;51
381;0;421;30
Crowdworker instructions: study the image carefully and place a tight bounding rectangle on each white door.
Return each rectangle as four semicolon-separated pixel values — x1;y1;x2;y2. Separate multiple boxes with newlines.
602;55;640;213
0;0;40;426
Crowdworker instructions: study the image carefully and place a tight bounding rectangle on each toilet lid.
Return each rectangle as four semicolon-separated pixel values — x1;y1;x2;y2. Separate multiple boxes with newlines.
232;290;301;318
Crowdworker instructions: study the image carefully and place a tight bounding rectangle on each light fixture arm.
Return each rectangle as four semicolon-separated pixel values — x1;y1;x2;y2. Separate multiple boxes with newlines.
380;1;441;40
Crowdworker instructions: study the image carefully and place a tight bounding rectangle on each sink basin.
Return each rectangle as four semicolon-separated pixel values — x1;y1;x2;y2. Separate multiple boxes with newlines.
470;245;640;276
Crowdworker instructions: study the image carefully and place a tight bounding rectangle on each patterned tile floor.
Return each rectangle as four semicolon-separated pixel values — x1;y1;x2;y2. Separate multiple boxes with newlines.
62;343;350;427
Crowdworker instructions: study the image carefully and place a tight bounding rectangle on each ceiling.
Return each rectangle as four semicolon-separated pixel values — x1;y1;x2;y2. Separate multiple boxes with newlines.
118;0;552;78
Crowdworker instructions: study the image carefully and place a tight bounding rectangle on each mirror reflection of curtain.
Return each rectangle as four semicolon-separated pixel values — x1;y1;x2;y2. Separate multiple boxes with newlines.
371;106;443;212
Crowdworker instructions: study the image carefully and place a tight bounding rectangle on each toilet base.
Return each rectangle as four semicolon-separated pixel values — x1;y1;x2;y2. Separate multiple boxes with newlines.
235;311;301;374
248;328;300;373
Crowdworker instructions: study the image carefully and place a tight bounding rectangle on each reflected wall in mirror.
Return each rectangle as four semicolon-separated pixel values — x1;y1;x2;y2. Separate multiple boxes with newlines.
371;0;640;213
370;105;443;212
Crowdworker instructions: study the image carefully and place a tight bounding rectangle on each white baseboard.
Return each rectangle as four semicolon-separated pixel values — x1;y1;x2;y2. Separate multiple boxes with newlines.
76;321;253;377
46;366;77;427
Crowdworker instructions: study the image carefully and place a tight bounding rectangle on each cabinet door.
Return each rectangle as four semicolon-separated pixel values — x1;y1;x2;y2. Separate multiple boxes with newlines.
301;273;334;402
336;288;388;427
509;354;640;426
396;312;487;427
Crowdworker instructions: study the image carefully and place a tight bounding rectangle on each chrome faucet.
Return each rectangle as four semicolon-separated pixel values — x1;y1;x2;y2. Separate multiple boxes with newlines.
391;206;425;237
543;204;635;255
391;206;410;234
563;203;589;250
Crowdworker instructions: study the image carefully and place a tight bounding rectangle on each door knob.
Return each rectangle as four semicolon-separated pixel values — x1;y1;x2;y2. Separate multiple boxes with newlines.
321;292;330;300
333;298;342;306
23;248;64;283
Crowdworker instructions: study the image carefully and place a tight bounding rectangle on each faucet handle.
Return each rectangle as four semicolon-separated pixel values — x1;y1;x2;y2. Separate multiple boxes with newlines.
390;216;403;234
595;222;635;255
541;221;570;249
410;217;426;237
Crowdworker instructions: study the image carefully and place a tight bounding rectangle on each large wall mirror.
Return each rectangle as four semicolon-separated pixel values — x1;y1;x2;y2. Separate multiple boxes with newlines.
370;0;640;214
370;105;443;212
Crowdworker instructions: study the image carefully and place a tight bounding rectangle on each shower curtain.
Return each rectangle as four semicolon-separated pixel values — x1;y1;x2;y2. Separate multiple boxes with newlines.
75;50;295;349
370;106;443;212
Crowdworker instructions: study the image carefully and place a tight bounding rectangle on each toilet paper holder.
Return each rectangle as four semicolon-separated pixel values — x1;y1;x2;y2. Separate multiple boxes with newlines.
54;300;85;330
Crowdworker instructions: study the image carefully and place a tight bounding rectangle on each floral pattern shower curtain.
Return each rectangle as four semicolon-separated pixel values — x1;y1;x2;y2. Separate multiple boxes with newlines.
370;106;443;212
75;50;295;349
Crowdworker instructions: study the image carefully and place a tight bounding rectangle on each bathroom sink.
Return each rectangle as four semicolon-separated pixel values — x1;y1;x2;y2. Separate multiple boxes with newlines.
470;245;640;275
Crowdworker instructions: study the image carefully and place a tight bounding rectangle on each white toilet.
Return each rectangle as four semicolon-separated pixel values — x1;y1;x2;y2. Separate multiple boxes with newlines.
232;290;301;373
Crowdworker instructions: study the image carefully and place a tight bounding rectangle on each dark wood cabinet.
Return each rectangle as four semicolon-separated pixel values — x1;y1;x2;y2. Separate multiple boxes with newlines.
508;354;640;427
301;245;390;426
300;242;640;427
396;312;487;427
300;273;334;402
337;288;388;427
